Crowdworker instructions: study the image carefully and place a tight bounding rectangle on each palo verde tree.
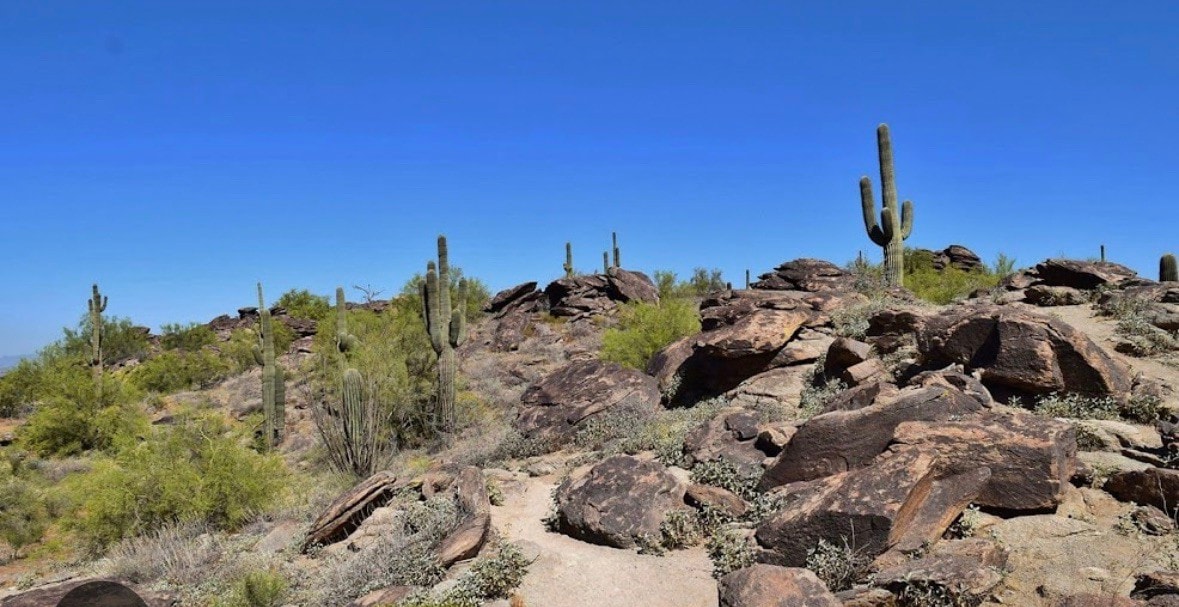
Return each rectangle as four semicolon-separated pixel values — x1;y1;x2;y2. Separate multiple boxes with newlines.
859;123;914;287
419;235;468;434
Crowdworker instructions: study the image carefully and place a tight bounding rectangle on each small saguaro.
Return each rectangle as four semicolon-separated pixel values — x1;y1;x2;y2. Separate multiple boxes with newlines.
254;283;285;448
1161;254;1177;282
564;242;574;278
87;284;108;395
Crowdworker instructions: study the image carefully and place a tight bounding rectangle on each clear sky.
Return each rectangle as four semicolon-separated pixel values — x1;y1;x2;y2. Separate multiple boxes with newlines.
1;1;1176;356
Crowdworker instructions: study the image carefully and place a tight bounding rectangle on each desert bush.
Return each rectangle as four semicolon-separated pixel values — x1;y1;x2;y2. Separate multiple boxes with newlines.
653;268;726;299
0;359;47;417
129;349;231;393
61;315;150;365
1096;293;1179;356
894;578;982;607
399;270;492;322
213;568;288;607
804;538;872;592
61;412;286;550
309;496;459;604
18;365;146;457
573;397;725;467
905;265;1000;305
0;478;48;560
799;377;847;419
601;299;701;370
706;528;755;579
399;544;530;607
1032;392;1121;421
160;323;218;352
659;509;704;550
830;297;906;339
945;505;982;540
105;522;221;586
219;328;264;373
273;289;331;322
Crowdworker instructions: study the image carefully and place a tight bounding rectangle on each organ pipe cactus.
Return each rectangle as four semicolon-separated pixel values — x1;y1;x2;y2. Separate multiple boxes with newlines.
420;235;467;433
255;283;285;448
564;242;574;278
1161;254;1178;282
859;124;914;287
87;284;107;396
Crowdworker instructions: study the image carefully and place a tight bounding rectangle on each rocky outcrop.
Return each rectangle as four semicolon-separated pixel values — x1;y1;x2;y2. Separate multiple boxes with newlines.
916;304;1133;400
750;258;856;293
303;471;401;551
482;281;546;351
516;359;660;444
544;269;658;317
892;410;1077;512
1105;467;1179;515
554;455;686;549
683;408;772;475
755;447;984;566
1134;570;1179;604
760;385;986;488
874;539;1008;605
717;564;840;607
1035;259;1138;290
1025;285;1090;307
485;281;542;315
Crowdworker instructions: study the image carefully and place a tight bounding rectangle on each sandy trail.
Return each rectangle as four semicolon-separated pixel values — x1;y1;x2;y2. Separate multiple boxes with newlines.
490;475;718;607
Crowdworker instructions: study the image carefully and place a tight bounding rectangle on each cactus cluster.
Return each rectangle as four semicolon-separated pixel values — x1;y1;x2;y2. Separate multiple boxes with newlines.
1161;254;1177;282
564;242;574;278
859;124;914;287
88;284;107;395
420;235;468;433
254;283;285;449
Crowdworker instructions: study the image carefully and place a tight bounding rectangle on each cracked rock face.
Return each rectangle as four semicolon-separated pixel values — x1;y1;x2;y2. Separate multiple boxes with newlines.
553;455;686;549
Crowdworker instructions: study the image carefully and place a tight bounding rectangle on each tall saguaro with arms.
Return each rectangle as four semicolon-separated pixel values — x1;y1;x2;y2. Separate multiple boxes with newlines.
420;235;468;434
859;123;914;287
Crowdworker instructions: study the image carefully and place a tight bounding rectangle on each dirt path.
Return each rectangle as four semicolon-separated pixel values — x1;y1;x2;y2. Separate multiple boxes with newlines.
490;475;718;607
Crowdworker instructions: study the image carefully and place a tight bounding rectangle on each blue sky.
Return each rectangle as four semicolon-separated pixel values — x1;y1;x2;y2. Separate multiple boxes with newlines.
1;1;1176;356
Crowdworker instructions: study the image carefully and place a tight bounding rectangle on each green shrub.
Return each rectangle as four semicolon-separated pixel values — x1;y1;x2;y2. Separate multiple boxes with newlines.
1032;392;1121;421
0;478;48;559
804;538;872;592
706;528;755;579
905;265;1001;305
213;569;288;607
160;323;217;352
399;544;530;607
61;412;286;549
601;299;701;370
0;359;47;417
659;509;703;550
653;268;727;299
274;289;331;322
18;366;146;457
219;329;263;373
129;350;231;393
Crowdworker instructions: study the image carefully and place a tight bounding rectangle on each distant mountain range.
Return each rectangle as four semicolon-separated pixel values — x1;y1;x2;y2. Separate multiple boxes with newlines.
0;355;26;374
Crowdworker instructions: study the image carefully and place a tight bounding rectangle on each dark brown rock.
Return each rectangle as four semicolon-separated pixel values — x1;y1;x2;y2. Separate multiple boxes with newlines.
1134;570;1179;602
875;538;1008;603
684;409;767;475
717;564;840;607
698;309;810;359
1026;285;1090;306
303;471;401;551
485;281;540;314
760;386;986;489
686;483;748;518
1035;259;1138;290
819;381;900;414
1105;468;1179;515
0;579;175;607
892;410;1077;512
543;269;658;317
516;359;660;444
824;338;874;377
933;245;985;272
554;455;686;549
840;359;885;387
751;258;856;293
916;304;1133;399
436;466;491;566
756;447;981;567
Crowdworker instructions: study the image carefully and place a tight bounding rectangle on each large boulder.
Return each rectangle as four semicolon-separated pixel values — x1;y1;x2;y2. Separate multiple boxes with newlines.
755;447;986;566
0;579;175;607
484;281;542;315
760;385;987;488
683;408;771;475
1105;467;1179;515
916;304;1133;400
934;245;984;272
1035;259;1138;290
303;471;401;551
750;258;856;292
544;269;658;317
892;410;1077;512
554;455;686;548
435;467;492;566
717;564;840;607
874;539;1008;606
516;359;660;444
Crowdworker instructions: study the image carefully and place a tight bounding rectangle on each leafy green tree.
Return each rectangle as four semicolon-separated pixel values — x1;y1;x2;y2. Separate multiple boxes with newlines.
18;363;146;457
159;322;217;352
688;267;726;296
273;289;331;321
61;315;149;365
129;350;231;393
0;478;48;559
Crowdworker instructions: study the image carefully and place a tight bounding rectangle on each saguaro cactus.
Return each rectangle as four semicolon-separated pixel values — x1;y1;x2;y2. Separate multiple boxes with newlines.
87;284;107;395
859;124;914;287
255;283;285;448
602;251;610;274
745;269;750;289
335;287;358;357
612;232;621;268
564;242;574;278
1161;254;1178;282
420;235;468;433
